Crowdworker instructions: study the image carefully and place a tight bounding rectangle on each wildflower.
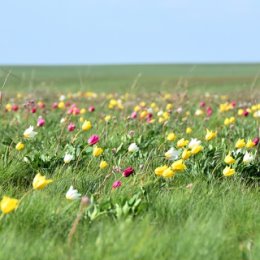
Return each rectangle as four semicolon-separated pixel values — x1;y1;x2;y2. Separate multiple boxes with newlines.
82;120;92;131
205;129;217;141
224;117;235;126
112;180;122;189
32;173;53;190
100;160;108;169
88;135;99;146
171;159;186;171
88;106;95;112
64;154;74;164
162;168;175;178
190;145;203;155
66;186;81;200
154;165;168;176
165;148;180;161
16;142;25;151
188;138;201;149
186;127;192;134
177;138;189;148
167;133;176;141
224;153;235;164
243;152;254;164
68;123;76;132
93;147;103;157
104;115;111;122
195;109;204;116
223;166;235;177
23;126;37;139
182;149;192;160
253;137;259;146
128;143;139;153
235;139;246;149
122;167;134;177
246;140;255;148
37;117;45;127
0;196;19;214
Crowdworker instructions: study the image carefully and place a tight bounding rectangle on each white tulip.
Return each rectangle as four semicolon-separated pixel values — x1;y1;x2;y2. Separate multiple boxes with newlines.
243;152;254;164
23;126;37;139
188;138;201;149
128;143;139;153
64;154;74;164
66;186;81;200
165;148;180;161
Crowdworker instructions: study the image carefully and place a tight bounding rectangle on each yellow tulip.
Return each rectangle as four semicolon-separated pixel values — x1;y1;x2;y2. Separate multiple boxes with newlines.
82;120;92;131
191;145;203;155
154;165;168;176
235;139;246;149
224;153;235;164
99;160;108;169
33;173;53;190
246;140;255;148
171;159;187;172
205;129;217;141
16;142;25;151
167;133;176;141
223;166;235;177
162;168;175;178
177;138;189;148
93;147;103;157
182;149;192;160
0;196;19;214
186;127;192;134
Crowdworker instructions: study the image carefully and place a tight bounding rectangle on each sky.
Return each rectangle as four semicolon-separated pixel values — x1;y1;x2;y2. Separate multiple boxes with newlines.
0;0;260;64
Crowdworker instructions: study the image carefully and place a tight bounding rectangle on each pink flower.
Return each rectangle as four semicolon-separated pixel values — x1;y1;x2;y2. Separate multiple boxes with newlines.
52;102;58;109
200;101;206;108
243;110;249;117
231;101;236;107
253;137;259;146
31;107;37;113
122;167;134;177
89;106;95;112
12;104;19;111
88;135;99;145
68;123;76;132
112;180;122;189
206;107;213;117
131;111;137;119
37;117;45;127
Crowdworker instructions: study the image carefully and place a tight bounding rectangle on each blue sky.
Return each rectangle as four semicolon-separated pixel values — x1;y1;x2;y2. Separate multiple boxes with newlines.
0;0;260;64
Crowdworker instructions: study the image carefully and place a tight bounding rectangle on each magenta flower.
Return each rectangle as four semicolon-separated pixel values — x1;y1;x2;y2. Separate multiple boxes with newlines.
206;107;213;117
88;135;99;145
89;106;95;112
200;101;206;108
112;180;122;189
12;104;19;112
68;123;76;132
131;111;137;119
52;102;58;109
243;110;249;117
122;167;134;177
253;137;259;146
31;107;37;113
37;117;45;127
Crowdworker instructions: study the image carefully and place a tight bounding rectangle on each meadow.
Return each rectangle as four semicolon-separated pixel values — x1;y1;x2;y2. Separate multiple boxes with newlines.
0;64;260;260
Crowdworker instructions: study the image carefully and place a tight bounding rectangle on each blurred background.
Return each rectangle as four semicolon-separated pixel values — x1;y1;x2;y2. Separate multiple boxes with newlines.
1;0;260;64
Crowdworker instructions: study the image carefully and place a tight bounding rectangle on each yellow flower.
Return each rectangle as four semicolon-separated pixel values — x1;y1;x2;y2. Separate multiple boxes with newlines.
191;145;203;155
205;129;217;141
99;160;108;169
104;115;111;122
223;166;235;177
186;127;192;134
154;165;168;176
167;133;176;141
235;139;246;149
32;173;53;190
224;117;235;126
80;108;86;114
182;149;192;160
177;138;189;148
82;120;92;131
58;101;65;109
16;142;25;151
162;168;176;178
0;196;19;214
5;103;12;112
166;103;173;110
224;153;235;164
246;140;255;148
93;147;103;157
171;159;187;172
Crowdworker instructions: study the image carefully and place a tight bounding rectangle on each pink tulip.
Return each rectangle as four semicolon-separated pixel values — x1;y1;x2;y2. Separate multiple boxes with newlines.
68;123;76;132
88;135;99;145
37;117;45;127
253;137;259;146
122;167;134;177
52;102;58;109
200;101;206;108
89;106;95;112
31;107;37;113
131;111;137;119
206;107;213;117
12;104;19;111
112;180;122;189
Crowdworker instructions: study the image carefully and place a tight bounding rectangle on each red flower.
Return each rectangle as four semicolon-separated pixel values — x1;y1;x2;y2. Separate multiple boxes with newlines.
122;167;134;177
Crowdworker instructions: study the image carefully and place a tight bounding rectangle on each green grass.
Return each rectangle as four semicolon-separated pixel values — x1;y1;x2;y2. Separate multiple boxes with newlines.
0;64;260;260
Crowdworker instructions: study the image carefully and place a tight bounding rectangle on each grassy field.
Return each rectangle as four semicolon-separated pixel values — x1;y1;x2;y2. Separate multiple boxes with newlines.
0;64;260;260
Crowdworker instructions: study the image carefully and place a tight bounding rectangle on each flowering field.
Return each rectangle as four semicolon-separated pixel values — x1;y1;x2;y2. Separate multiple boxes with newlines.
0;65;260;260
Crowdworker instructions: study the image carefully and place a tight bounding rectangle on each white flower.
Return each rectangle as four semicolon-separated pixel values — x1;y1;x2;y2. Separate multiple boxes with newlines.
59;95;66;101
23;126;37;139
64;154;74;164
23;157;30;163
165;148;180;161
176;107;183;113
157;110;163;117
128;143;139;153
66;186;81;200
147;108;153;114
188;138;201;149
243;152;254;164
60;117;66;124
